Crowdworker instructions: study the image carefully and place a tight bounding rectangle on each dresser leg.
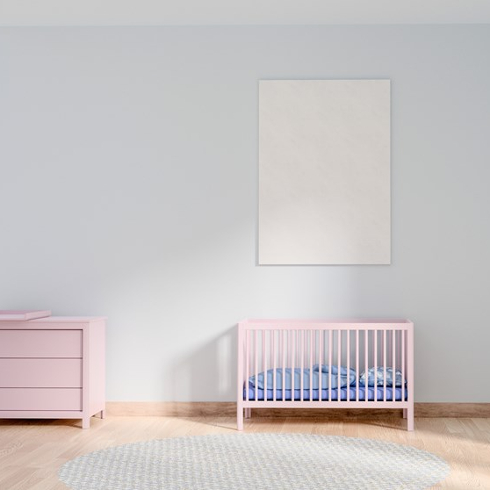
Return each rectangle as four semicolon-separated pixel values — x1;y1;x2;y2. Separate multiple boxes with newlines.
100;410;106;419
82;417;91;429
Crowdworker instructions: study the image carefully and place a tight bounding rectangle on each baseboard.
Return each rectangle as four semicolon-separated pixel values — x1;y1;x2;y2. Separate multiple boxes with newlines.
106;402;236;418
415;403;490;418
106;402;490;418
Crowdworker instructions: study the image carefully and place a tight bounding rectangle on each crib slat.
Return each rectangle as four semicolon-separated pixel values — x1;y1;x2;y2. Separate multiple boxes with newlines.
318;330;323;402
254;330;258;402
383;329;387;402
392;329;395;402
397;329;401;373
309;330;313;401
327;330;333;402
374;330;378;401
356;330;360;402
337;330;341;402
347;329;351;402
273;330;276;402
364;329;368;402
246;329;250;402
291;330;295;401
282;330;286;402
263;330;267;403
301;330;305;402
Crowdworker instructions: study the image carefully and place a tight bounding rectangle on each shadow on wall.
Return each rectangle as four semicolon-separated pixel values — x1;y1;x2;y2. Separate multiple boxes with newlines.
171;324;237;402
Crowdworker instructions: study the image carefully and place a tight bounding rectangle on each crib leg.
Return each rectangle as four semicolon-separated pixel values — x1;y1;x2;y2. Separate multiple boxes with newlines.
403;408;407;419
406;407;414;431
237;406;244;431
245;408;252;419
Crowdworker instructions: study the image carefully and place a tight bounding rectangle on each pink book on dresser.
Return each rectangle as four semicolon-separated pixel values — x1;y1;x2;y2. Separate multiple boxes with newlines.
0;310;52;321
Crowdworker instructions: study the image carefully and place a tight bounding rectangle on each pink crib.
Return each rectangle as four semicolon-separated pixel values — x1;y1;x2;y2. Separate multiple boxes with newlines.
237;319;414;431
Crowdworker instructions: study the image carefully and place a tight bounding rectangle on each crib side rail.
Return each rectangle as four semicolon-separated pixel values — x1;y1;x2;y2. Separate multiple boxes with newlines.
238;320;414;405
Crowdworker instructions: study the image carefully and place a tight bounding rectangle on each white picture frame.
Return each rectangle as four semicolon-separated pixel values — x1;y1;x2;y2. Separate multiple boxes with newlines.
258;79;391;265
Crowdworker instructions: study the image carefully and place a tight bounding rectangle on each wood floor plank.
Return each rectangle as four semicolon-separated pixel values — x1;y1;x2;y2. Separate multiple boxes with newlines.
0;416;489;489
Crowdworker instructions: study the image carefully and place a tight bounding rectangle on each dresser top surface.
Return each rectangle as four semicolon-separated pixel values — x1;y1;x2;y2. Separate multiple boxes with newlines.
31;316;107;323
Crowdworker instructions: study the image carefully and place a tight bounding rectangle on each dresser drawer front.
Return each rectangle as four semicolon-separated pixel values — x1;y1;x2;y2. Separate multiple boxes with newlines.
0;388;82;411
0;359;82;388
0;330;82;358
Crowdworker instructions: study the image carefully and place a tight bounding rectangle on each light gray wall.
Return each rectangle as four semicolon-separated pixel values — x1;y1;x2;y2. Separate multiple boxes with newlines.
1;25;489;402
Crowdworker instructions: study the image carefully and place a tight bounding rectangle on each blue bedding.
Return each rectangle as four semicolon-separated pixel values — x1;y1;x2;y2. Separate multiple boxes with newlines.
244;366;407;401
360;367;405;387
248;366;356;391
243;386;407;402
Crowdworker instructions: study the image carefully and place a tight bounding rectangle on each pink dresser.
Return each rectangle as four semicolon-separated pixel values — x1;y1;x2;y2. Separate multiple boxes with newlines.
0;310;105;428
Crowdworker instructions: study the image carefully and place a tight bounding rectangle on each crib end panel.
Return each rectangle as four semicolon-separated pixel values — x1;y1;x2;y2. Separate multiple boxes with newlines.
237;323;245;405
406;323;415;431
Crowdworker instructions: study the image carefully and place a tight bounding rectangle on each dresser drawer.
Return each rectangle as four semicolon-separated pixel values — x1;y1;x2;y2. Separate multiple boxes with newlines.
0;330;82;358
0;388;82;411
0;359;82;388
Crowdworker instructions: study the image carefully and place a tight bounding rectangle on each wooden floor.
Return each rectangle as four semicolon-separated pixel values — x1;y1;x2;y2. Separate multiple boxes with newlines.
0;415;489;489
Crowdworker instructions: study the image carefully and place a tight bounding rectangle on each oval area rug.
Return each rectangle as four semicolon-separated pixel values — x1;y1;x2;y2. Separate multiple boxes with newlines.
59;433;449;489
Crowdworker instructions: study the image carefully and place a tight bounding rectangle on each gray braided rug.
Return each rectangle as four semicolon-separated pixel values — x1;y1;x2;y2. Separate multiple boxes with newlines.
58;433;449;489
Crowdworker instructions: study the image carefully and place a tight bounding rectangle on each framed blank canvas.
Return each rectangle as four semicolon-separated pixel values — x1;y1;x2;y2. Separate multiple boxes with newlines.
258;79;391;265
